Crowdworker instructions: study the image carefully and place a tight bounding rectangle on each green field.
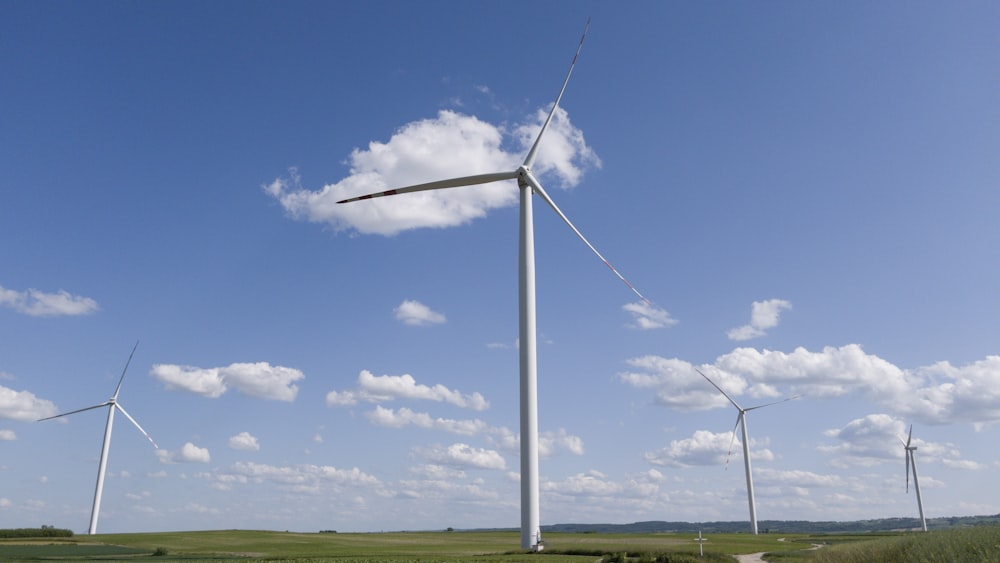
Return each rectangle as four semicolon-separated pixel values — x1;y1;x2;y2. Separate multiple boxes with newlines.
0;529;807;561
1;526;997;562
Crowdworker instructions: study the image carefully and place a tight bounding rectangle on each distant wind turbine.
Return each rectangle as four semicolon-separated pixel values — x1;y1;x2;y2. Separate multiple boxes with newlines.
38;342;158;535
901;424;928;532
339;19;648;551
695;368;798;535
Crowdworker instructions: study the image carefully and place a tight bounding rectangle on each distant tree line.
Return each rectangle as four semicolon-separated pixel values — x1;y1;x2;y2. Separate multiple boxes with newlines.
0;527;74;538
529;514;1000;535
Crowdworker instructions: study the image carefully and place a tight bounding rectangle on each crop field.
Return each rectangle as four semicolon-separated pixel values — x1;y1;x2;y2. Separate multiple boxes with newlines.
0;526;996;561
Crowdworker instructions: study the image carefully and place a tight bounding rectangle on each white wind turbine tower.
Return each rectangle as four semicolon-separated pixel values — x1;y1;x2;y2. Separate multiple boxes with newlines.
39;342;158;535
902;424;928;532
695;368;798;535
339;19;648;551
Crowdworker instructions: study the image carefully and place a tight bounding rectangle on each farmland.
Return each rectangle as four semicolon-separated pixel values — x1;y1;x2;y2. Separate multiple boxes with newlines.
0;526;997;561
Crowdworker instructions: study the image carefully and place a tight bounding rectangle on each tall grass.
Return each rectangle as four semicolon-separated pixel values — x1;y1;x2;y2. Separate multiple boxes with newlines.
807;525;1000;563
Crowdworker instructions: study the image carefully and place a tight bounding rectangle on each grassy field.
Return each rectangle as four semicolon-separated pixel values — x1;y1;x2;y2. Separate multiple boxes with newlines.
0;529;810;561
1;526;997;561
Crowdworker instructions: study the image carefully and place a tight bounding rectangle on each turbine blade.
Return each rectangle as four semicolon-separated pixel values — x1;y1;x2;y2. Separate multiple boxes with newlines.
725;415;741;470
523;17;590;170
113;341;140;399
694;368;742;411
336;171;519;204
114;404;158;449
37;402;112;422
745;394;802;412
906;424;913;448
526;173;649;304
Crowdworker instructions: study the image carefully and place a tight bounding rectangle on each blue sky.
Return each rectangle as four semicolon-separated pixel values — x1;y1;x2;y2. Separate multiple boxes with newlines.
2;1;999;535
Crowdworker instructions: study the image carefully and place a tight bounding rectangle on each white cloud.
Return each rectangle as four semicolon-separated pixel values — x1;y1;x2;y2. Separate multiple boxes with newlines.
416;443;506;470
754;468;846;488
365;406;488;436
0;429;15;441
543;470;622;497
643;430;739;468
942;458;985;470
0;385;58;421
151;362;303;402
0;285;99;317
820;413;980;471
486;426;585;458
900;356;1000;427
264;107;599;237
222;363;303;402
326;370;488;411
539;428;585;456
221;462;379;490
617;357;748;411
227;432;260;451
622;345;922;413
157;442;211;464
409;464;466;481
727;299;792;341
623;301;677;330
394;300;446;326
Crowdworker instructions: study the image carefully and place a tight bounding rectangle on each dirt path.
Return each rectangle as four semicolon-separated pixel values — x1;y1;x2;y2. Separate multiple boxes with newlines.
734;542;824;562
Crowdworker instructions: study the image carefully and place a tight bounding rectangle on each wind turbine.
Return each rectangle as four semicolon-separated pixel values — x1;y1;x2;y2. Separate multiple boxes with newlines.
901;424;928;532
695;368;797;535
339;20;648;551
39;342;158;535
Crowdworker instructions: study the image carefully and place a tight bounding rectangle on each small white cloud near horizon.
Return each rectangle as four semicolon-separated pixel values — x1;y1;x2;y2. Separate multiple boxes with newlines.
623;301;678;330
227;432;260;452
0;285;98;317
263;106;599;237
0;429;15;441
157;442;211;464
728;299;792;341
151;362;304;402
394;300;446;326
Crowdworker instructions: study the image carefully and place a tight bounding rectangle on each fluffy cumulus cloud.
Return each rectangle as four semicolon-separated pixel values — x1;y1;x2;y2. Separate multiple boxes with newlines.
902;356;1000;428
623;301;677;330
327;370;488;411
617;357;749;411
620;345;1000;428
727;299;792;341
394;300;446;326
151;362;303;401
0;385;58;421
0;285;99;317
263;107;599;237
819;413;977;469
157;442;211;464
227;432;260;451
416;443;506;470
642;430;773;468
0;429;16;441
365;406;488;436
620;345;922;412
